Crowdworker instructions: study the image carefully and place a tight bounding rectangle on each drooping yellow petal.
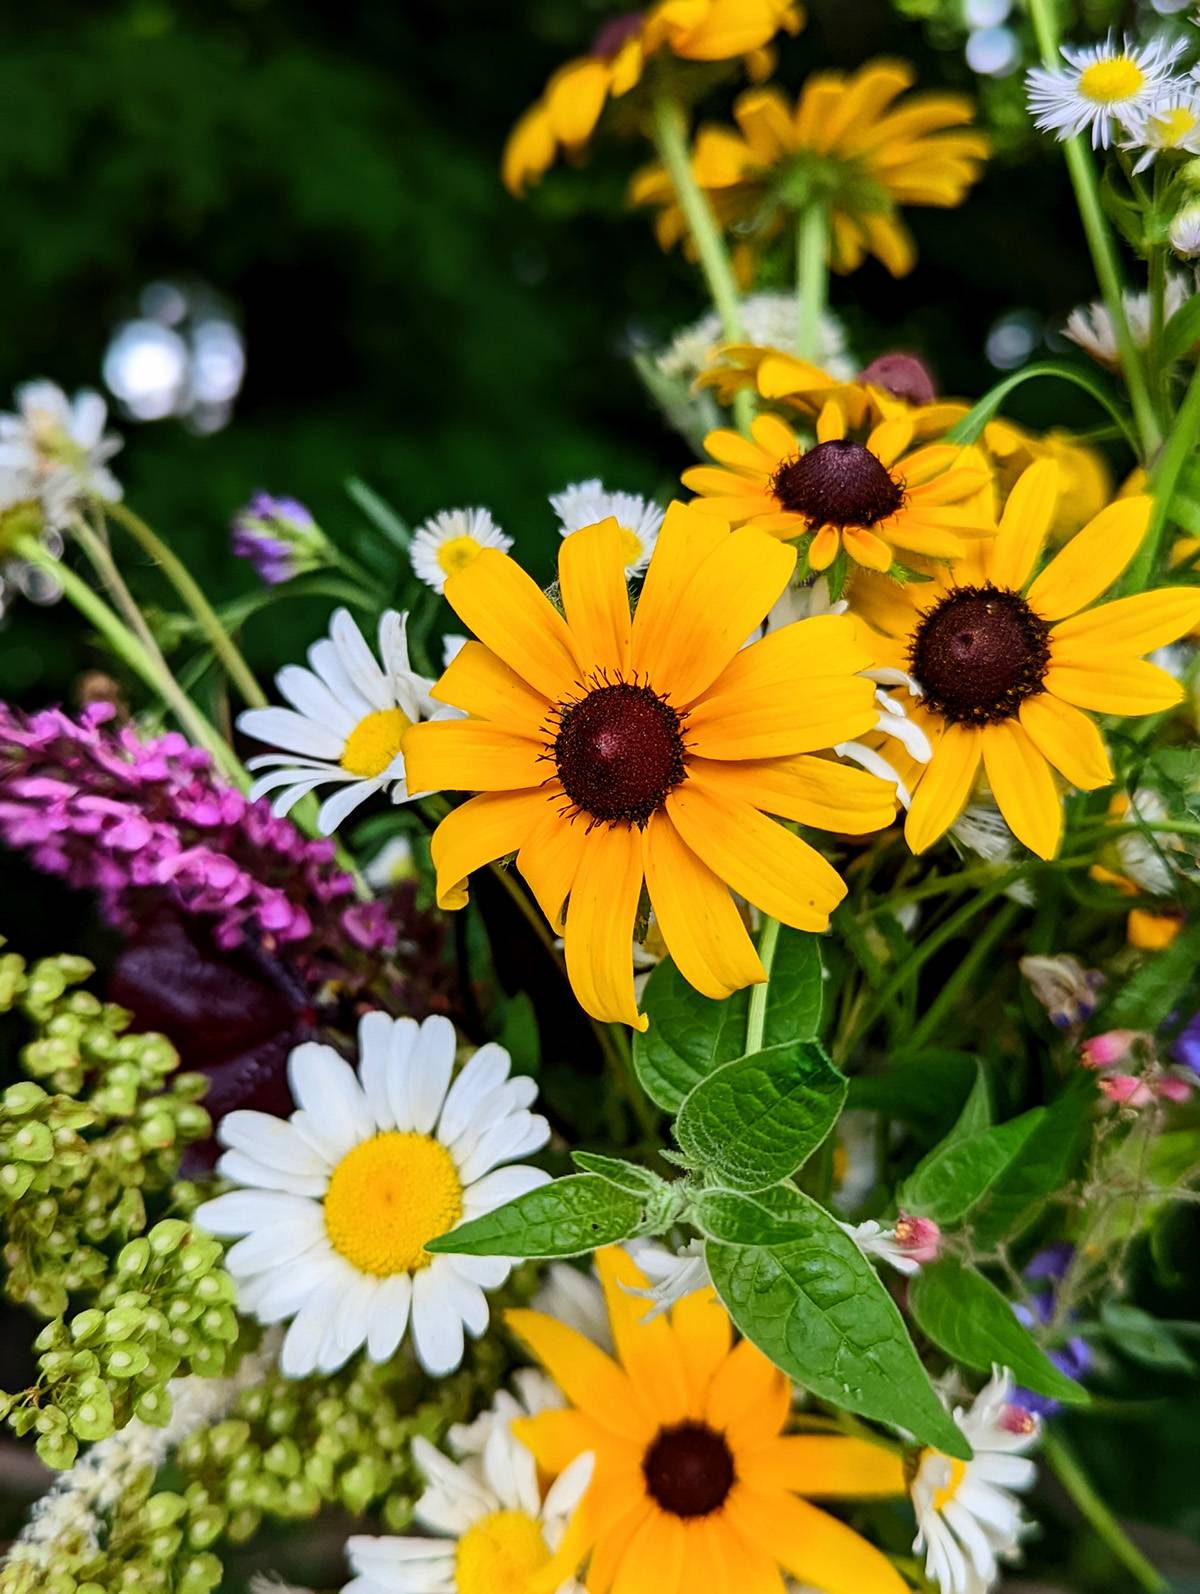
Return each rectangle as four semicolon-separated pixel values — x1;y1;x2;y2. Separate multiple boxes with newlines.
515;797;587;932
595;1247;692;1427
685;753;897;835
643;812;765;1000
431;640;549;737
402;718;547;793
808;524;841;569
1018;693;1113;791
1043;658;1184;716
737;1434;906;1498
726;1486;908;1594
842;525;894;572
426;789;545;910
444;547;582;700
981;718;1062;860
668;780;847;930
502;103;556;196
988;458;1059;590
562;822;647;1030
544;57;611;146
505;1308;657;1443
904;722;982;853
1025;496;1152;620
1050;587;1200;659
558;519;633;676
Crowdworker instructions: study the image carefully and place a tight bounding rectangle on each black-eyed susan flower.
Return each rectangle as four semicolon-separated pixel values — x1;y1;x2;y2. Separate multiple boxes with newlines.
1026;32;1185;150
682;407;993;574
506;1247;910;1594
502;0;804;197
849;463;1200;861
631;60;988;278
402;508;894;1029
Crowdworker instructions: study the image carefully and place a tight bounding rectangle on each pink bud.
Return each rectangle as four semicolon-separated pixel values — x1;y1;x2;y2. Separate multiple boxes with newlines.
1001;1405;1039;1437
894;1213;942;1264
1156;1076;1194;1103
1080;1030;1143;1069
1099;1074;1154;1107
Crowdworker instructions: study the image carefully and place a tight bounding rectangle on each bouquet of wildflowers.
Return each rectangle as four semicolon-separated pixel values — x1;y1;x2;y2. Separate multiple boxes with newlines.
3;3;1200;1592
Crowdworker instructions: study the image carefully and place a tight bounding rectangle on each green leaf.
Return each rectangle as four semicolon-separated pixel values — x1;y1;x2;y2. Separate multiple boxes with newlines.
847;1049;980;1138
944;361;1136;453
704;1192;970;1458
345;475;411;549
909;1258;1088;1404
1163;293;1200;366
695;1185;813;1248
675;1041;846;1191
969;1082;1093;1250
498;991;540;1077
1099;1302;1197;1374
571;1151;667;1198
899;1110;1045;1225
426;1175;645;1259
634;932;822;1112
1103;919;1200;1031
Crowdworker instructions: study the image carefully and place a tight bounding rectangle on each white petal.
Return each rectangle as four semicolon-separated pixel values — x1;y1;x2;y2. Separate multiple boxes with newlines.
332;1272;381;1358
218;1111;329;1177
411;1266;466;1377
317;777;382;835
281;1284;350;1377
484;1426;538;1516
333;607;392;710
225;1215;326;1276
457;1111;549;1185
358;1011;398;1131
253;1251;347;1323
462;1164;551;1216
378;609;413;684
309;636;375;720
215;1149;329;1198
288;1042;375;1152
448;1254;511;1289
438;1265;489;1339
366;1272;413;1363
276;664;357;736
194;1189;316;1238
437;1044;512;1145
543;1452;595;1521
238;705;344;760
410;1015;457;1135
387;1017;421;1131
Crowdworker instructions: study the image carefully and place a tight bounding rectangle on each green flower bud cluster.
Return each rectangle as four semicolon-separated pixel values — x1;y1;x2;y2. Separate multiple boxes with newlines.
1;1220;239;1470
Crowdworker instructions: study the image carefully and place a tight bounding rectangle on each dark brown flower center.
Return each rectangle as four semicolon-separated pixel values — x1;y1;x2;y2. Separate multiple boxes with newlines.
771;441;904;528
591;13;643;58
910;584;1051;725
643;1423;735;1518
552;680;686;827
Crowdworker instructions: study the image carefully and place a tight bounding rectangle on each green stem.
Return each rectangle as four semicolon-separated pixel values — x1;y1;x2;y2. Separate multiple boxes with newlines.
651;90;753;432
906;899;1022;1050
1042;1430;1169;1594
14;535;246;786
745;915;781;1055
104;499;268;708
1027;0;1161;460
795;203;829;361
1125;356;1200;591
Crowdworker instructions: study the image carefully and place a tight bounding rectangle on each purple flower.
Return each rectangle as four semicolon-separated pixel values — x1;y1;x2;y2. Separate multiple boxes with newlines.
1011;1245;1092;1416
1172;1011;1200;1077
230;492;329;586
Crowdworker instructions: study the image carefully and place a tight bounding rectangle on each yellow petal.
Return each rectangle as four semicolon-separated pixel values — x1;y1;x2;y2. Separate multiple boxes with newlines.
808;524;840;569
1018;693;1112;791
1043;658;1184;716
558;519;633;676
706;1338;788;1441
686;753;896;835
444;548;582;701
632;526;795;706
1051;586;1200;658
611;1511;685;1594
505;1308;656;1443
502;103;555;197
431;640;549;737
737;1435;906;1497
427;789;544;910
981;719;1062;860
749;410;800;461
545;57;611;146
631;501;729;677
513;1408;600;1474
402;718;546;793
515;795;587;932
562;822;647;1030
904;722;982;853
686;675;879;760
989;458;1059;590
842;525;893;572
595;1248;692;1426
1026;496;1153;620
726;1487;908;1594
866;415;914;469
643;811;765;1000
816;399;846;442
667;780;847;930
715;614;875;686
706;428;776;474
671;1287;733;1409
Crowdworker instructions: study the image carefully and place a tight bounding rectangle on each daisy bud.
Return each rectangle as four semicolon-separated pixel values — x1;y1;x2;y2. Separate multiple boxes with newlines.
1098;1074;1155;1107
1169;201;1200;259
1079;1029;1145;1069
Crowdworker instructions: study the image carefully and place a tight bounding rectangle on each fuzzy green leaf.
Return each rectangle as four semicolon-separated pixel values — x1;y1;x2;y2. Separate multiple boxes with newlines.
899;1110;1045;1225
426;1175;645;1259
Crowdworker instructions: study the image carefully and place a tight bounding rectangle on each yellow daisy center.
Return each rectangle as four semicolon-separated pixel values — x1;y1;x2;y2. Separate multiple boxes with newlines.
323;1131;463;1276
436;534;484;577
1077;57;1145;106
930;1455;968;1513
455;1509;550;1594
340;707;410;779
618;525;644;566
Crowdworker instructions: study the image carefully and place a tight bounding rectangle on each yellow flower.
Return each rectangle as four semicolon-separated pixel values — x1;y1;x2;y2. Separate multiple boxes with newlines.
682;405;993;574
402;508;894;1029
502;0;804;196
631;59;987;276
849;463;1200;860
506;1248;909;1594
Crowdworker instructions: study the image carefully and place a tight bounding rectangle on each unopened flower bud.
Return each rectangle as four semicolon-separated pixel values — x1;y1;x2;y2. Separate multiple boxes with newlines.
1170;201;1200;259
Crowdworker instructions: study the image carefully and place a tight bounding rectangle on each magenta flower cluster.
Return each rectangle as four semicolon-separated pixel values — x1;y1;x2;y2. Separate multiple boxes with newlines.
0;701;396;958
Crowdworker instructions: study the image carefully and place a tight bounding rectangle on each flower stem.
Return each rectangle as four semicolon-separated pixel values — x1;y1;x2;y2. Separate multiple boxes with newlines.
745;915;781;1055
795;202;829;361
1125;355;1200;591
103;499;268;709
1027;0;1161;460
1042;1430;1169;1594
650;90;754;432
13;533;247;786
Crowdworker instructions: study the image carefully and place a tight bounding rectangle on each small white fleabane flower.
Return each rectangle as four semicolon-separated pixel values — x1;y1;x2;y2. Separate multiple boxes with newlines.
1169;199;1200;259
550;480;664;575
1122;80;1200;169
1026;33;1185;148
656;293;855;383
912;1368;1040;1594
238;607;450;834
195;1014;551;1379
410;507;512;594
0;380;123;523
342;1428;591;1594
838;1215;942;1275
1064;275;1190;366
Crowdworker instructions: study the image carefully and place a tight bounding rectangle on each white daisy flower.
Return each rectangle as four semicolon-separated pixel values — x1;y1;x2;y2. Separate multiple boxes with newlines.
837;1214;942;1276
1064;276;1190;366
1026;32;1186;149
911;1368;1040;1594
549;481;664;575
195;1013;551;1380
0;380;123;524
410;507;511;594
238;607;450;835
342;1428;591;1594
1122;80;1200;170
656;293;855;383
